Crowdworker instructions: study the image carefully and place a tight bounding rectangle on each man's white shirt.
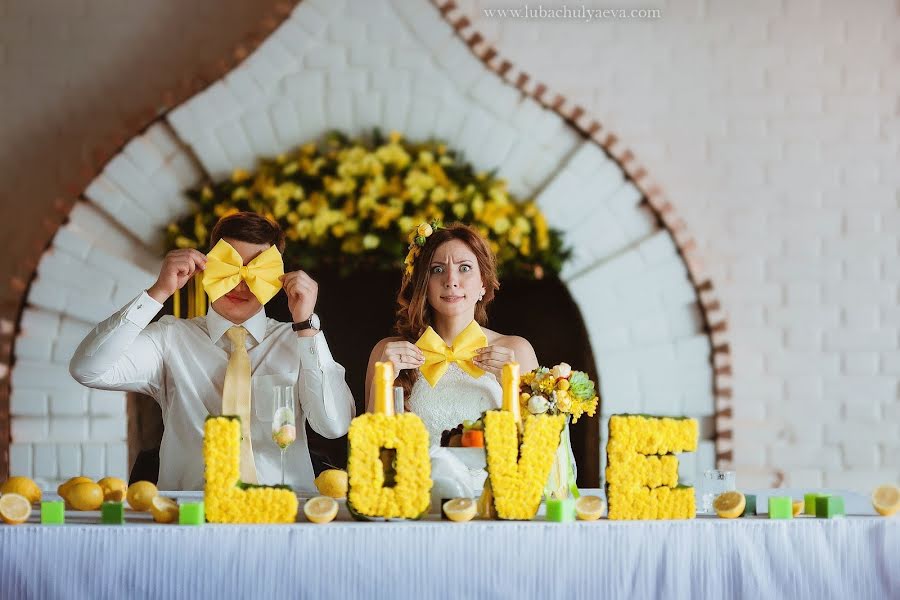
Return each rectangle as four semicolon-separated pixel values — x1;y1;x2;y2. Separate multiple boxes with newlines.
69;291;356;491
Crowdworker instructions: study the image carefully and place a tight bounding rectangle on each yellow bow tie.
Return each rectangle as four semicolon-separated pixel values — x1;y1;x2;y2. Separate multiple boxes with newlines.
415;321;488;387
202;239;284;305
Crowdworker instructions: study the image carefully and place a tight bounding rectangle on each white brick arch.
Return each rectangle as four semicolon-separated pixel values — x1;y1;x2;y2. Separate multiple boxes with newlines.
8;0;730;487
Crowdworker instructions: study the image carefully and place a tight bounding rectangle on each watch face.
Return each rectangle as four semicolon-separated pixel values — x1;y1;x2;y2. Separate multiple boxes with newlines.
310;313;320;330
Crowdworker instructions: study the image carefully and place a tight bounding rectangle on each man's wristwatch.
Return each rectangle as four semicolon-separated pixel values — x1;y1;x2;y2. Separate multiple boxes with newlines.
292;313;321;332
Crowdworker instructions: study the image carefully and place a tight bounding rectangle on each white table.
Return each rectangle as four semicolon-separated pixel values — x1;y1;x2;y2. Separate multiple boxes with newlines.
0;491;896;599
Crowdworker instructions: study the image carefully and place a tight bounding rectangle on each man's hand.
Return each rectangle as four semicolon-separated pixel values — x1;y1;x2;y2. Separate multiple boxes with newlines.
148;249;207;303
282;270;318;327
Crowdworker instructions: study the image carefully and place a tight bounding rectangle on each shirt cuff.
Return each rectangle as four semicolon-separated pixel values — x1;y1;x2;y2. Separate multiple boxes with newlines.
297;330;336;370
124;291;164;328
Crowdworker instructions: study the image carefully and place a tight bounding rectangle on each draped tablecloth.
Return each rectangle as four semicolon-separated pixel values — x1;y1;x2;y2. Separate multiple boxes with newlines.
1;511;895;599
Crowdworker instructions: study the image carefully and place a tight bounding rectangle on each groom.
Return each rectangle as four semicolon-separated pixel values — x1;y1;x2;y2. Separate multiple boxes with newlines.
69;212;355;491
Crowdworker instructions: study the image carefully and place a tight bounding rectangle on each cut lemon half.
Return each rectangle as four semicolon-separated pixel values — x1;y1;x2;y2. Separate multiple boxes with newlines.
713;491;746;519
304;496;338;524
150;496;179;524
0;493;32;525
574;495;606;521
443;498;477;522
872;484;899;517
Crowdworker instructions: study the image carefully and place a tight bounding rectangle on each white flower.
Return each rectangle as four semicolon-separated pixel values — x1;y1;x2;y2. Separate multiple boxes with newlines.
551;363;572;379
527;395;549;415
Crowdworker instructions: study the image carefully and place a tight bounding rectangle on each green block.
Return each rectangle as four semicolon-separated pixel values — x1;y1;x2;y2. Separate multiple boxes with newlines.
768;496;793;519
101;502;125;524
41;501;65;524
741;494;757;517
804;493;827;515
815;495;845;518
179;501;205;525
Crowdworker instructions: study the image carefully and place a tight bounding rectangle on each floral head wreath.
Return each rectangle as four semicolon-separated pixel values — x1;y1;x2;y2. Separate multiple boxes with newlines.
403;220;442;277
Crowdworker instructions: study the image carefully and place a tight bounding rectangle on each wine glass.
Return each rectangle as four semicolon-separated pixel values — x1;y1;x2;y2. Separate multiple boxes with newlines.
271;385;297;485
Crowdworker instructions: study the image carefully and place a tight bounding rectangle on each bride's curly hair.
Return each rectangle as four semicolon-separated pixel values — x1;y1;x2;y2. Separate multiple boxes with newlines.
394;223;500;399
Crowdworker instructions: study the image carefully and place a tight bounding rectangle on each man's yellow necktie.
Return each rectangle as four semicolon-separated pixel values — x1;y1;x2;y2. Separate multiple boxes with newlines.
414;321;489;387
222;326;258;484
203;239;284;305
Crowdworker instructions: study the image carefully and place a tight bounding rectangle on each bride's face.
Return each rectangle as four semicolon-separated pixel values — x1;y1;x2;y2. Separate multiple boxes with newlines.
426;239;486;320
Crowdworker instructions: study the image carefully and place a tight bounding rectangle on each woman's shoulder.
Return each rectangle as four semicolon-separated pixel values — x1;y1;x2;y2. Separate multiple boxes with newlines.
483;328;533;352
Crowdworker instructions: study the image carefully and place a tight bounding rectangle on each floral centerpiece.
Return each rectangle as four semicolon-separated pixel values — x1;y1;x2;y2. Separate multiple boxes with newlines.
167;130;570;281
519;363;599;499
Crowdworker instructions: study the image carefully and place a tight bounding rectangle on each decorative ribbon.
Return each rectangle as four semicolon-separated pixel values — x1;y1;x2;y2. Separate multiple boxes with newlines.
414;321;488;387
202;239;284;305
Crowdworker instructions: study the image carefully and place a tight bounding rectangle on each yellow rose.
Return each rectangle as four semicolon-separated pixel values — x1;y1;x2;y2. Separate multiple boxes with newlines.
417;223;433;237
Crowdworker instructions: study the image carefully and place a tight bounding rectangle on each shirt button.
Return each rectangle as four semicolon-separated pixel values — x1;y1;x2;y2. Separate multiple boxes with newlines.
309;347;316;355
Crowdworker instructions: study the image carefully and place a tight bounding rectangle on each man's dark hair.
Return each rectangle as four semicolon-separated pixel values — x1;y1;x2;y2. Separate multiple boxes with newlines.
209;212;286;253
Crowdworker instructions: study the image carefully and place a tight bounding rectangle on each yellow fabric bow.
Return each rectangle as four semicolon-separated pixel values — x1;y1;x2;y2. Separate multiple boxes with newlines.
415;321;488;387
202;239;284;305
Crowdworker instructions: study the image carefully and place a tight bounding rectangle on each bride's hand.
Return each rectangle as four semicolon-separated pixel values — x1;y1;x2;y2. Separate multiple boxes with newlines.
380;341;425;372
473;345;516;378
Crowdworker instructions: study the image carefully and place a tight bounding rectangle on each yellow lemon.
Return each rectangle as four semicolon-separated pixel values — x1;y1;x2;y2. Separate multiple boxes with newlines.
150;496;179;524
68;482;104;511
98;477;127;503
713;491;746;519
442;498;477;522
126;481;158;512
0;493;32;525
872;484;899;517
58;476;93;500
574;495;606;521
792;500;804;517
314;469;348;499
303;496;338;524
1;476;42;504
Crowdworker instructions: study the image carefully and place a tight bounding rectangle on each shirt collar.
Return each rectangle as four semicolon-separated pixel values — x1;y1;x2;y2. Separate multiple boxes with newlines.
205;305;268;346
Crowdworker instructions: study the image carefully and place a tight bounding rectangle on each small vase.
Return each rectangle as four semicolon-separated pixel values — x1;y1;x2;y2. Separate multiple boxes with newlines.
544;420;578;500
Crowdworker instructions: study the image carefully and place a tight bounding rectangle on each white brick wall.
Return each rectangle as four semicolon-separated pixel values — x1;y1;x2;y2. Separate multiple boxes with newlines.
455;0;900;490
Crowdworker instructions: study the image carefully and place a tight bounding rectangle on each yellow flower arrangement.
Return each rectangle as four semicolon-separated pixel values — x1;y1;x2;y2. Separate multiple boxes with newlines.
203;417;299;524
605;415;698;520
167;130;570;279
483;410;566;520
519;363;598;424
347;413;432;519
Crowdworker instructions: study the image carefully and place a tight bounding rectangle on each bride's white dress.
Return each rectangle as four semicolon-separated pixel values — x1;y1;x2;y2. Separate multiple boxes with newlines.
407;362;501;500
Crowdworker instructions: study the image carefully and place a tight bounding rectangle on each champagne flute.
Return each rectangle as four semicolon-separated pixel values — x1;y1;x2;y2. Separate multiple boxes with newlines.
271;385;297;485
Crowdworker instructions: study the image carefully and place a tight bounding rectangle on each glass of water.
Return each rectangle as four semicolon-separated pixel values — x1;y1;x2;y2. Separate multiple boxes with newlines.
701;469;736;513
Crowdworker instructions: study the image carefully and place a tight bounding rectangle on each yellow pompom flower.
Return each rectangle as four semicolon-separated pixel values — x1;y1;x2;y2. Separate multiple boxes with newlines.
347;413;432;519
605;415;697;520
203;417;298;524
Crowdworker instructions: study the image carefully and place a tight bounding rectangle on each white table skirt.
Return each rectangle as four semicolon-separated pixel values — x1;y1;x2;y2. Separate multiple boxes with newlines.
1;514;896;599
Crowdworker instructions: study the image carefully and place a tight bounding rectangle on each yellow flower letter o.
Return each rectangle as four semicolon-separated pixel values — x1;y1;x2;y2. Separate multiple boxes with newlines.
203;417;299;524
605;415;698;520
347;413;432;519
484;410;566;520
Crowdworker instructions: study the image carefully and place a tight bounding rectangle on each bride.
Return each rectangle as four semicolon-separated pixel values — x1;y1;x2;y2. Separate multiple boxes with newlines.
364;222;540;496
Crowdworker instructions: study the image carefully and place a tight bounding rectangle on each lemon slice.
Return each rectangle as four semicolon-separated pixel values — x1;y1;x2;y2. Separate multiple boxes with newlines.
1;476;42;504
713;491;746;519
0;493;32;524
792;500;803;517
872;484;899;517
150;496;179;524
127;481;158;512
314;469;349;499
574;495;606;520
304;496;338;524
443;498;477;522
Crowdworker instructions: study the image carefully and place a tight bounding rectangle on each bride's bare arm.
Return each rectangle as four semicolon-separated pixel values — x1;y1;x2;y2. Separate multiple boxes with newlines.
364;337;424;412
